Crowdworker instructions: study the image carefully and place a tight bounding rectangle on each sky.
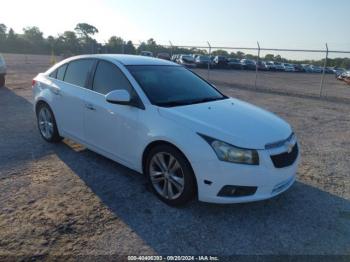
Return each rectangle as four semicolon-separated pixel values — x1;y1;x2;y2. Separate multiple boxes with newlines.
2;0;350;59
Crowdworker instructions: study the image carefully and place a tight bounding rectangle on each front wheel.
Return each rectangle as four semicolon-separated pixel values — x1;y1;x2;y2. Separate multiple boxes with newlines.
0;75;5;87
145;145;196;206
36;103;63;143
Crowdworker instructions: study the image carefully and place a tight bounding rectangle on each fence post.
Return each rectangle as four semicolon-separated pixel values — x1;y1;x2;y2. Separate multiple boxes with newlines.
207;41;211;81
254;41;260;89
169;41;173;57
319;43;328;97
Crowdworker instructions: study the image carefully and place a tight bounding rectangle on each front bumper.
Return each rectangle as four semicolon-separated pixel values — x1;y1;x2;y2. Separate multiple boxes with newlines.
192;148;300;204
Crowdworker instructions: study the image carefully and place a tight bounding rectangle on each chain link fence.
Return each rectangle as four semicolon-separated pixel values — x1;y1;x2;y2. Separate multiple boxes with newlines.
121;42;349;102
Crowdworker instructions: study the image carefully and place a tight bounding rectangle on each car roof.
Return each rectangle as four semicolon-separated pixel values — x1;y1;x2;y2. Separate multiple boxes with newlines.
63;54;178;66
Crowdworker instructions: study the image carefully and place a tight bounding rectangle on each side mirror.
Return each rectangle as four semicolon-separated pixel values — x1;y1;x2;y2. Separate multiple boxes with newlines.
106;90;131;105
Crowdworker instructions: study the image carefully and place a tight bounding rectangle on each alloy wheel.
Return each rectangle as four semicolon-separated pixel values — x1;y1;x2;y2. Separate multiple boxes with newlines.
149;152;185;200
38;107;54;139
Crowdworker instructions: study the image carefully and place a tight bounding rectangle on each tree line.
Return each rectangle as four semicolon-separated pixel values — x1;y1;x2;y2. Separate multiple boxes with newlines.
0;23;349;68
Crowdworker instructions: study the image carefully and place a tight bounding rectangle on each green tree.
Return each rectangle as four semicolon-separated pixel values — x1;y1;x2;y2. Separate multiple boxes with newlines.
23;26;44;43
74;23;98;39
107;36;125;53
74;23;99;53
0;24;7;41
236;51;245;59
211;49;229;56
264;54;275;61
59;31;80;55
125;40;136;54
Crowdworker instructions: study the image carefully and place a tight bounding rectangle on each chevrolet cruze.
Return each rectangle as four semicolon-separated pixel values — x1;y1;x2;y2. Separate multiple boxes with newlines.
32;54;300;206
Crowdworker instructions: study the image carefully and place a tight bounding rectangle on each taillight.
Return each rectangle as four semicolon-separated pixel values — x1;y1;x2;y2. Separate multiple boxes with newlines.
32;79;36;86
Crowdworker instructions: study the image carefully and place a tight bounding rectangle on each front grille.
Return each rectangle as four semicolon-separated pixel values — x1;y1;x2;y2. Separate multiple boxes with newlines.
270;143;298;168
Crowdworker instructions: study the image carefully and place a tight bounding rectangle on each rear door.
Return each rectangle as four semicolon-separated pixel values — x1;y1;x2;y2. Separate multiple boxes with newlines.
56;59;95;142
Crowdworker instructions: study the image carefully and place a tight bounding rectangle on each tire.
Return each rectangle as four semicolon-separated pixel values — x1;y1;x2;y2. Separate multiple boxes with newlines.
36;103;63;143
0;75;5;87
145;144;196;206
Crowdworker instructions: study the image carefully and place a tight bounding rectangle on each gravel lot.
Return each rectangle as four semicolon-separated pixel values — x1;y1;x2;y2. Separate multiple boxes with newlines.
0;54;349;259
194;68;350;102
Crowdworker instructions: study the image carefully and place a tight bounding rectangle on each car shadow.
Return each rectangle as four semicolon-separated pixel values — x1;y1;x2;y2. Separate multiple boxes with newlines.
0;87;59;177
54;140;350;256
1;86;349;255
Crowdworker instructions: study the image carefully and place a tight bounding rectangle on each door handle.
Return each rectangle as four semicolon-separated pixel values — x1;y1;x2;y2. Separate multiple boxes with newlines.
52;87;60;95
85;103;96;111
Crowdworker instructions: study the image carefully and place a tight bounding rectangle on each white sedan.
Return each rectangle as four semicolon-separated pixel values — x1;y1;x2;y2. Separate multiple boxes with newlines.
283;63;296;72
32;54;300;206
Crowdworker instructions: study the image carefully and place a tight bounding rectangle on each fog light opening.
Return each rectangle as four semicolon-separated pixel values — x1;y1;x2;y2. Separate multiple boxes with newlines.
217;185;257;197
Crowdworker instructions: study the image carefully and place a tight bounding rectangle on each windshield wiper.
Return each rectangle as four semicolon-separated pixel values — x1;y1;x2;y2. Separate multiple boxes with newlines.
157;101;192;107
187;97;226;105
157;97;226;108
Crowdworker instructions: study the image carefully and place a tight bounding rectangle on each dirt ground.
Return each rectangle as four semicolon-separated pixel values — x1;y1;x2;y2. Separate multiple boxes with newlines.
0;53;349;259
193;68;350;102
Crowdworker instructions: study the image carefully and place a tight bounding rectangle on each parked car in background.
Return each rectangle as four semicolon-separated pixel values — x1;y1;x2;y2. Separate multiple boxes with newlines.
157;53;171;60
179;55;196;68
336;70;350;81
33;54;300;206
257;61;268;71
283;63;296;72
310;65;322;73
292;64;305;72
324;67;334;74
301;64;313;73
333;67;346;78
171;54;178;62
265;61;276;71
0;54;6;87
227;58;242;70
195;55;211;68
213;56;228;69
240;59;256;70
344;71;350;85
140;51;153;57
273;62;285;71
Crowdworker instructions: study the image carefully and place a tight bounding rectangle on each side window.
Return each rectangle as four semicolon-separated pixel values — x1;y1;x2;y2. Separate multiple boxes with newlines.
93;60;133;95
49;70;57;79
64;59;95;88
56;64;67;81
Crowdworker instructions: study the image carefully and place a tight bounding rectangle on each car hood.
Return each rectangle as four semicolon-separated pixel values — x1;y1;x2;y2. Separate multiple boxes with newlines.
158;98;292;149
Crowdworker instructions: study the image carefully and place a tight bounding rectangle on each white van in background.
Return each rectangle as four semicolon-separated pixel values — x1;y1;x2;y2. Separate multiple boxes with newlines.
0;54;6;87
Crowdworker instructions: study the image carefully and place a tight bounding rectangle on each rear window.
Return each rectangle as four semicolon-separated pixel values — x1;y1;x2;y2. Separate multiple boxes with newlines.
64;59;95;88
56;64;67;81
49;70;57;78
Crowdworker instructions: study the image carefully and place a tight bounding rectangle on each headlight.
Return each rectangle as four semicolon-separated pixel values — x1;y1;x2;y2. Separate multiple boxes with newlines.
199;134;259;165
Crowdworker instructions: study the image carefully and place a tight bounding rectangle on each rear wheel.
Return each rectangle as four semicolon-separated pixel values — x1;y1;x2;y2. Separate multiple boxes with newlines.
0;75;5;87
145;144;196;206
36;103;62;143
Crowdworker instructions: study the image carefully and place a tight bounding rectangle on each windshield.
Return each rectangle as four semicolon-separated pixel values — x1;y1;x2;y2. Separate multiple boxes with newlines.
127;65;226;107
